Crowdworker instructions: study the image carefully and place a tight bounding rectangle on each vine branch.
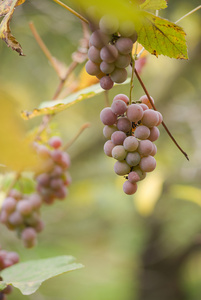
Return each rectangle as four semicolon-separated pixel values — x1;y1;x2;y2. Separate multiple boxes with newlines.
134;68;189;161
175;5;201;24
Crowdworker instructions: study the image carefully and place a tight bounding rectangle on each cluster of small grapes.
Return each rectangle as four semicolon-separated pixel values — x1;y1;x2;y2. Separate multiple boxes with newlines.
35;136;71;204
86;15;137;90
0;247;19;299
100;94;163;195
0;189;44;248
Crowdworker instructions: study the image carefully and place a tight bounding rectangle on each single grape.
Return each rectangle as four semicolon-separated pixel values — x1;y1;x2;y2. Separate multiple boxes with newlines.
100;45;118;63
114;161;130;176
48;136;62;149
139;156;156;172
50;178;63;190
148;126;160;142
29;194;42;210
89;30;111;49
139;103;149;111
21;228;37;248
100;61;115;74
88;46;102;63
119;20;136;37
103;125;117;139
150;144;157;156
16;200;33;216
126;152;141;166
115;37;133;54
110;67;127;83
36;145;50;158
111;131;127;145
100;107;117;125
128;171;141;183
36;173;50;186
126;104;144;122
138;140;154;156
117;117;132;132
35;219;45;233
134;125;150;140
123;136;138;151
99;15;119;34
123;180;137;195
115;54;131;68
60;152;71;168
104;140;115;157
85;60;101;76
100;76;114;90
111;100;127;115
112;145;127;160
139;95;154;109
8;211;23;226
2;197;16;213
113;94;129;105
141;110;159;127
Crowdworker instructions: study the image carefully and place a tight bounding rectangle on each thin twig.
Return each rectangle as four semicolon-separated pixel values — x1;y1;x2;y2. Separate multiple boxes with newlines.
29;22;62;79
134;68;189;161
63;123;91;151
175;5;201;24
104;91;110;107
129;56;135;105
52;0;89;24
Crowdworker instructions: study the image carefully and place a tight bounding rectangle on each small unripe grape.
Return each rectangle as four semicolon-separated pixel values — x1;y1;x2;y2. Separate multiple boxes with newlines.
117;117;132;132
88;46;102;63
141;110;159;127
111;131;127;145
123;181;137;195
112;145;127;160
148;126;160;142
111;100;127;115
110;67;127;83
100;76;114;90
138;140;154;156
100;107;117;125
100;45;118;63
123;136;138;151
127;104;144;122
139;156;156;172
128;171;141;183
48;136;62;149
114;161;130;176
113;94;129;105
85;60;100;76
104;140;115;157
100;61;115;74
115;54;131;68
99;15;119;34
89;30;111;49
115;37;133;54
103;125;117;139
134;125;150;140
126;152;141;166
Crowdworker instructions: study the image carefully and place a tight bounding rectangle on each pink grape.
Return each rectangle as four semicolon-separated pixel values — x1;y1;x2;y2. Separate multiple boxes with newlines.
85;60;100;76
139;156;156;172
139;103;149;111
8;211;23;226
115;37;133;54
88;46;102;63
100;61;115;74
132;167;147;180
115;54;131;68
128;171;141;183
100;107;117;125
110;67;127;83
116;117;132;132
139;95;154;109
134;125;150;140
113;94;129;105
156;111;163;126
114;161;130;176
104;140;115;157
141;110;159;127
29;194;42;210
111;100;127;115
16;200;32;216
89;30;111;49
138;140;154;156
150;144;157;156
103;125;117;139
112;145;127;160
127;104;144;122
111;131;127;145
48;136;62;149
2;197;16;213
148;126;160;142
100;45;118;63
123;181;137;195
123;136;138;151
100;76;114;90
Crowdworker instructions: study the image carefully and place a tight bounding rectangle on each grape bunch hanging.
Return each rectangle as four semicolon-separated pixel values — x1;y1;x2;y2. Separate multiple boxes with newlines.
100;94;163;195
0;247;19;299
86;15;137;90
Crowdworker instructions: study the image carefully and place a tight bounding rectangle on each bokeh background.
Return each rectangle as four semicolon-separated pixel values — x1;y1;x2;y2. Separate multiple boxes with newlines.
0;0;201;299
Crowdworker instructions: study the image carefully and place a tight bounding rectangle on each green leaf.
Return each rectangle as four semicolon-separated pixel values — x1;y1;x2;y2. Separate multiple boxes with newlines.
140;0;167;10
0;256;84;295
21;79;130;120
136;12;188;59
0;281;7;291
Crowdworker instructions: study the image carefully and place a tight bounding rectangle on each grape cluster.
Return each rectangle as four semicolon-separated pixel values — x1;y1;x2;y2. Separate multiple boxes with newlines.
86;15;137;90
100;94;163;195
0;189;44;248
0;247;19;299
35;136;71;204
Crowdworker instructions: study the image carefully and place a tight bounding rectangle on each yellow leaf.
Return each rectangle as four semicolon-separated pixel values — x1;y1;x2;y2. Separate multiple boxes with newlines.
76;67;99;91
134;172;164;216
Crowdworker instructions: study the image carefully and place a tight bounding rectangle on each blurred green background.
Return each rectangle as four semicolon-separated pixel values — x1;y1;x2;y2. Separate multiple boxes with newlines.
0;0;201;299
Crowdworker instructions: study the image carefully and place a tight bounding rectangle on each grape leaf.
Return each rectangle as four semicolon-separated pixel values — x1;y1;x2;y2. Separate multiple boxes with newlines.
0;256;84;295
140;0;167;10
136;12;188;59
21;79;130;120
0;0;26;55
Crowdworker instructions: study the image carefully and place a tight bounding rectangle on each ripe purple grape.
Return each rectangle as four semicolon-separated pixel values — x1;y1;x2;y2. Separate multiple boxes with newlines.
100;61;115;74
115;54;131;68
138;140;154;156
88;46;102;63
100;45;118;63
123;181;137;195
127;104;144;122
141;110;159;127
134;125;150;140
85;60;101;76
111;99;127;115
110;67;127;83
100;107;117;125
139;156;156;172
116;117;132;132
100;76;114;90
89;30;111;49
111;131;127;145
115;37;133;54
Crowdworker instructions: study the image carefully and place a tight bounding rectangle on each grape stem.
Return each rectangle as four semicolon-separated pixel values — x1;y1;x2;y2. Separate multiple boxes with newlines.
175;5;201;24
63;123;91;151
52;0;89;24
129;55;135;105
134;68;189;161
104;91;110;107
